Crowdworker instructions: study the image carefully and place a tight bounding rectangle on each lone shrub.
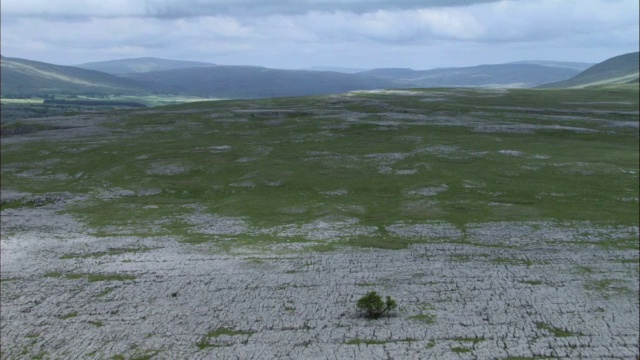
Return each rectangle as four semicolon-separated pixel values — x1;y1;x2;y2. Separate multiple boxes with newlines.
356;291;397;319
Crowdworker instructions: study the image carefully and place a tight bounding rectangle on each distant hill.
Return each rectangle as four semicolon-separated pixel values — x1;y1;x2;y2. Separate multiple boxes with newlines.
75;57;216;75
304;66;369;74
508;60;594;71
360;63;581;88
539;52;639;88
1;56;149;97
123;66;403;98
358;68;419;80
4;54;630;100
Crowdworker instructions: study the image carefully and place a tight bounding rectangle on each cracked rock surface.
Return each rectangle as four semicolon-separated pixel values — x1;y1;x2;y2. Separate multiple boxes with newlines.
1;207;638;359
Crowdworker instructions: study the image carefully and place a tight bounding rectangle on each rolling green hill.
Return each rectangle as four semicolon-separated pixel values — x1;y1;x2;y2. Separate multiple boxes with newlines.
1;56;149;97
540;52;639;88
360;63;581;88
123;66;404;98
75;57;217;75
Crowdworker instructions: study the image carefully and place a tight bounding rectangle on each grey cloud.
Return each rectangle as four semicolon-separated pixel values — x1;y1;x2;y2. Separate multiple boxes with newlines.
2;0;513;20
145;0;511;17
1;0;636;69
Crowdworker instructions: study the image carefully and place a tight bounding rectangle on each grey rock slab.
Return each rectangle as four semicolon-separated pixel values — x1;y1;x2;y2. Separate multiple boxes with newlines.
1;216;639;358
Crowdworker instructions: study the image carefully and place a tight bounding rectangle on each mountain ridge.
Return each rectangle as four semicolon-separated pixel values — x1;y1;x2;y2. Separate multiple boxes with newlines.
359;63;581;88
75;57;217;75
1;56;149;96
2;53;636;99
122;66;403;98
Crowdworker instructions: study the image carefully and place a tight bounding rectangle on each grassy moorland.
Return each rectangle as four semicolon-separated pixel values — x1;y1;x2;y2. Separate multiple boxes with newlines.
0;95;227;123
1;87;638;250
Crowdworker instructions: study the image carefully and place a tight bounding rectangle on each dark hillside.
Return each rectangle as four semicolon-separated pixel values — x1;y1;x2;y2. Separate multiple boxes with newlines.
1;57;149;97
124;66;403;98
540;52;639;88
360;64;580;88
75;57;216;75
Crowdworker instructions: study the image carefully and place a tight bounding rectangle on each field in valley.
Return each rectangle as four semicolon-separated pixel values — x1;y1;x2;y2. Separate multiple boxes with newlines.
1;87;638;359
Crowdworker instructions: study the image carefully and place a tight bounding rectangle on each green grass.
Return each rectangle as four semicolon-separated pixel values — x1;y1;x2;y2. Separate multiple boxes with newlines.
451;337;486;344
196;340;230;350
575;265;594;274
535;322;582;337
129;350;159;360
520;280;544;285
205;327;255;338
344;339;388;345
584;279;631;297
408;313;436;324
596;238;639;250
2;88;638;250
490;257;539;266
195;328;253;350
87;274;135;282
96;288;115;298
60;312;78;320
43;272;62;278
344;338;416;345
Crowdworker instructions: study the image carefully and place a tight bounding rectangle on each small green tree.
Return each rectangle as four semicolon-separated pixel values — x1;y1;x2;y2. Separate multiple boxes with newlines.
356;291;397;319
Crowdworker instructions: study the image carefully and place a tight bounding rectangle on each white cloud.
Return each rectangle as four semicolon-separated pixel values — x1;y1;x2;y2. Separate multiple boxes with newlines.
290;0;639;44
1;0;147;17
1;0;637;68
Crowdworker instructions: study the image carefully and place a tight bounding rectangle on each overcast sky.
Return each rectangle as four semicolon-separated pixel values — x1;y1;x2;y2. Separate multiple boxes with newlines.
1;0;638;69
